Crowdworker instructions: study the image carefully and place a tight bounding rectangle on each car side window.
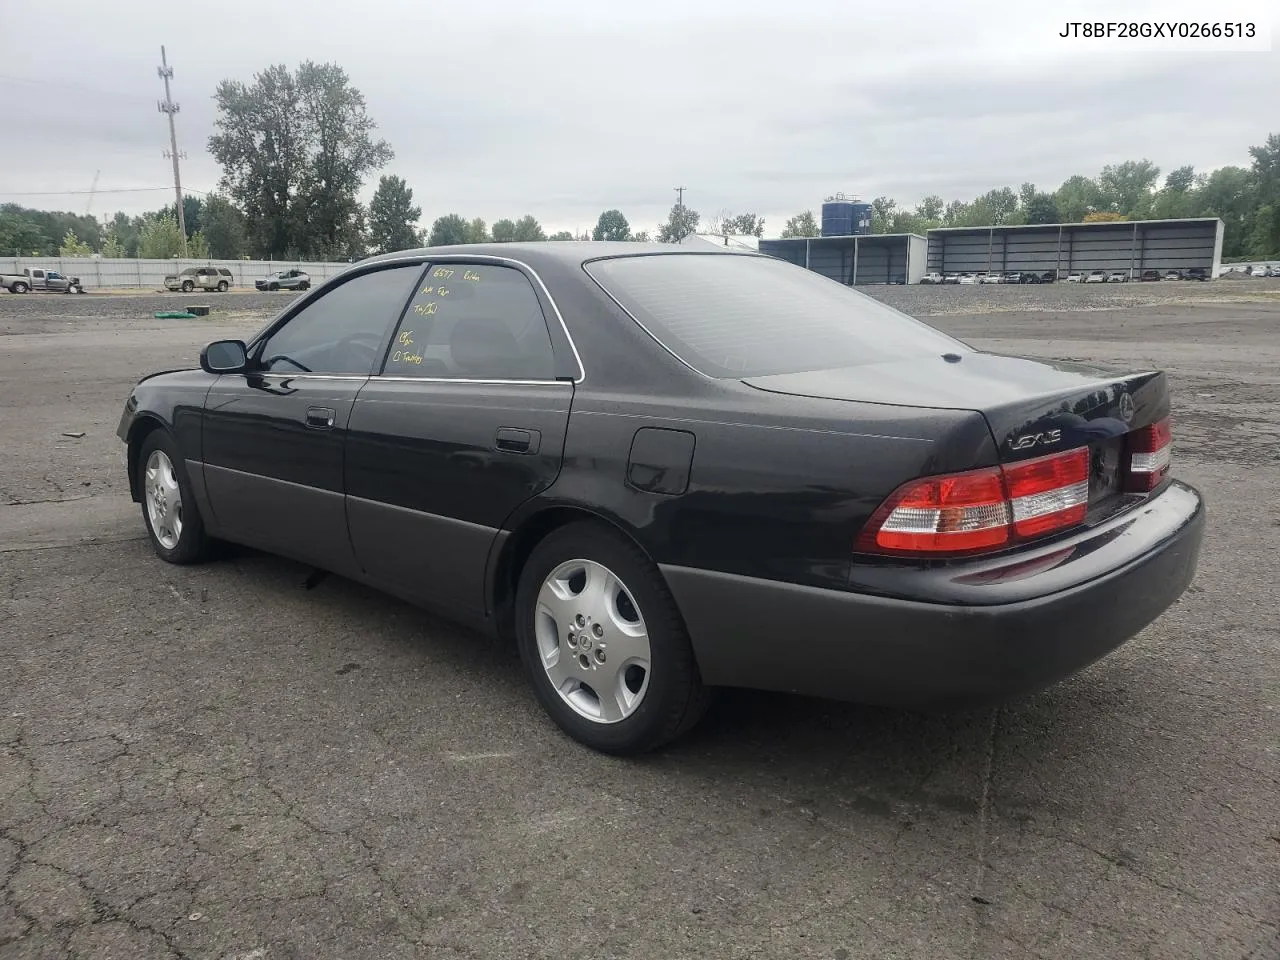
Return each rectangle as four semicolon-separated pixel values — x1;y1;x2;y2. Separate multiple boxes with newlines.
381;263;557;381
257;264;423;375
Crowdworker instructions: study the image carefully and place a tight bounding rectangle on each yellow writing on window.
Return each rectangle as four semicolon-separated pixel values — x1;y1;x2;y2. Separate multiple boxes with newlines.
464;269;481;282
397;330;414;346
432;268;455;280
392;349;424;365
413;301;437;316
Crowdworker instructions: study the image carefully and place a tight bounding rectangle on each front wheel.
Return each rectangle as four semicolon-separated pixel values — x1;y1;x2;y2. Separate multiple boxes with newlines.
515;523;710;754
217;281;229;292
137;431;212;565
268;283;279;291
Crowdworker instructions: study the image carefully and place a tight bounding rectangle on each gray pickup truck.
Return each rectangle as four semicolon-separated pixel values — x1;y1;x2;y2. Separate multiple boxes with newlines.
0;267;86;294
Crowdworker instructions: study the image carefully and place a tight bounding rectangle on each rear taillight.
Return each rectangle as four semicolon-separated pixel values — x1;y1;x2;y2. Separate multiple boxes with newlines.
858;448;1090;558
1126;417;1172;491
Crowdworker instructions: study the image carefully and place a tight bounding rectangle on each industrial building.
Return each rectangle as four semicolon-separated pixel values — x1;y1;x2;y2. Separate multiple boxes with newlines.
926;217;1224;279
757;193;1224;283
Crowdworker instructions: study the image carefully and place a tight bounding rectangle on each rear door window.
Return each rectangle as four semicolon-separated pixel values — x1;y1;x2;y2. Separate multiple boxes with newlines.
585;253;967;378
380;263;557;381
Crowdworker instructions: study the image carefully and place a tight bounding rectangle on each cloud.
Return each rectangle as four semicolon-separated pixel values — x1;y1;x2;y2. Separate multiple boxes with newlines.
0;0;1273;235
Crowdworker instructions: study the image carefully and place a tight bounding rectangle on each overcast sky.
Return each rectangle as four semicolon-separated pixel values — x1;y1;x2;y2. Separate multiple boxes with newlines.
0;0;1274;237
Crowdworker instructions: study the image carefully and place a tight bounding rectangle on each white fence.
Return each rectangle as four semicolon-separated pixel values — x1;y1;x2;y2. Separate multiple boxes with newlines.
0;257;355;290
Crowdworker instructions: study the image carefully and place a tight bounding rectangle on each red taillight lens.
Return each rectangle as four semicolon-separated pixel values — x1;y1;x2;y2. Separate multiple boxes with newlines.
859;448;1090;557
1126;417;1172;491
860;467;1010;555
1004;448;1089;537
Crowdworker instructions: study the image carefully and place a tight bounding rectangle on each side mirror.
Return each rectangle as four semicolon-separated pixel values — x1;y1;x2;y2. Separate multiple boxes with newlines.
200;339;248;374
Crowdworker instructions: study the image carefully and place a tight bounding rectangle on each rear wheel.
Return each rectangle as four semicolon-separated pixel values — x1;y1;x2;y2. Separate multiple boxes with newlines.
268;282;279;291
515;523;710;754
13;282;28;294
181;280;194;293
297;281;309;291
137;431;211;565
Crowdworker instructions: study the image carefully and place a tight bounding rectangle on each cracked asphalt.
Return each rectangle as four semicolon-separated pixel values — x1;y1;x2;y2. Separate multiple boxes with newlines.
1;284;1278;959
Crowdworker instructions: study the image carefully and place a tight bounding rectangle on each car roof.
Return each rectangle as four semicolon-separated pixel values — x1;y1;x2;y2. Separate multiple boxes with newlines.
358;241;747;271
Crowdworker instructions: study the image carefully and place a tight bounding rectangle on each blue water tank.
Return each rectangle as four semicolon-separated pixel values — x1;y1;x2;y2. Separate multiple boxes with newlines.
821;200;873;237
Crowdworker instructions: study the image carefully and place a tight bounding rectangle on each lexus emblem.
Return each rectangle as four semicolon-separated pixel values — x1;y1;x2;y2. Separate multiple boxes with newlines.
1118;392;1135;423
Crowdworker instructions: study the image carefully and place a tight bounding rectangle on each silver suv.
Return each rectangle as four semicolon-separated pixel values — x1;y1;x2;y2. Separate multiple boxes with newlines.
165;267;233;293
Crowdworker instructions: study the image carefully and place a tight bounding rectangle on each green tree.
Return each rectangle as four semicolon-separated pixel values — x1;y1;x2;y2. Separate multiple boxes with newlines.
1164;165;1197;193
159;196;204;238
466;218;489;243
1019;182;1038;210
58;229;92;257
1023;193;1061;224
427;214;470;246
1195;165;1256;257
1098;160;1160;217
99;227;125;258
366;175;421;254
1248;133;1280;251
491;218;516;242
548;230;574;241
138;214;186;259
592;209;631;241
512;215;546;242
209;61;392;258
106;211;143;257
201;195;249;259
631;230;651;242
870;196;896;234
1055;175;1104;222
915;195;945;222
657;202;699;242
723;213;765;237
979;187;1019;225
187;231;211;259
780;210;819;238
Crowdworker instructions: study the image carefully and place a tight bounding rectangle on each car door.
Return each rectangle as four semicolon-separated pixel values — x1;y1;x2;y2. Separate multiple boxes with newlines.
201;262;426;574
345;260;575;616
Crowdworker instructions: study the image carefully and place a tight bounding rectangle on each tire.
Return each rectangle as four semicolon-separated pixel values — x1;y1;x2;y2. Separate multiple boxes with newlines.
297;281;309;291
268;283;279;291
515;522;711;754
13;282;28;294
67;284;80;295
181;280;194;293
217;281;229;292
136;430;212;565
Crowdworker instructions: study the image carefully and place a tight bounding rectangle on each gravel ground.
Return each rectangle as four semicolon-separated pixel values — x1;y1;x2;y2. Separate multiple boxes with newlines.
1;282;1277;960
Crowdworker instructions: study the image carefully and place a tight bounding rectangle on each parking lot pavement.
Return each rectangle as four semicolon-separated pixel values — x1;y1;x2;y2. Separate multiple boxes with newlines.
1;290;1277;960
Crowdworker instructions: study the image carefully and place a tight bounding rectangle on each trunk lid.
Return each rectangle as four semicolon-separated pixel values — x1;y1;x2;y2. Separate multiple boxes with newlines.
742;351;1169;464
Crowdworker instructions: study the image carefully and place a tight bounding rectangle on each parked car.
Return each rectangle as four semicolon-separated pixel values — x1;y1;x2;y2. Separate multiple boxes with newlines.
0;267;85;294
957;273;978;284
1139;270;1161;282
165;267;233;293
255;269;311;292
1004;272;1024;284
116;243;1205;754
921;273;944;285
942;274;961;284
1163;270;1182;281
1184;268;1209;281
1107;271;1129;283
1066;272;1084;283
1038;271;1057;283
1248;265;1270;277
979;273;1002;284
1084;271;1108;283
1268;266;1280;278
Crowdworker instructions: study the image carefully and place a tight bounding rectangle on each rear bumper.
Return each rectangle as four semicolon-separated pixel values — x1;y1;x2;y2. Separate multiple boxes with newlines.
662;480;1205;708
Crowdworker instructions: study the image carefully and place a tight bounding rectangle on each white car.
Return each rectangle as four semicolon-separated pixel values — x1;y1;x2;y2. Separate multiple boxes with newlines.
979;273;1003;284
1085;271;1108;283
1107;271;1129;283
1066;272;1084;283
1249;265;1270;277
921;273;944;285
957;273;978;285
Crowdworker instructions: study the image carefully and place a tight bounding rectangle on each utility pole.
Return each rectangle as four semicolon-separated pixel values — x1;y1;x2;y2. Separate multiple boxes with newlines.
674;186;686;208
156;45;188;256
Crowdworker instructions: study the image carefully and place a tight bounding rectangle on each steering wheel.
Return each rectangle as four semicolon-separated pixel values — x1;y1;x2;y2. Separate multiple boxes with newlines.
263;354;311;373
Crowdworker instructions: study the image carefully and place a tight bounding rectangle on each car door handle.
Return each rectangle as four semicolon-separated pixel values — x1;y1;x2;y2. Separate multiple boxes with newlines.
495;427;540;454
305;406;336;430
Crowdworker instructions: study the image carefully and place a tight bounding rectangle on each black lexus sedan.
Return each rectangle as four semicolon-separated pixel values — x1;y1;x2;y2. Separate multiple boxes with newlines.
118;243;1205;754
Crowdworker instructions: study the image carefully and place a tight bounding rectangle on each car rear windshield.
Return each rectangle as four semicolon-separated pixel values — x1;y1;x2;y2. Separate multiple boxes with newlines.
584;253;966;378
